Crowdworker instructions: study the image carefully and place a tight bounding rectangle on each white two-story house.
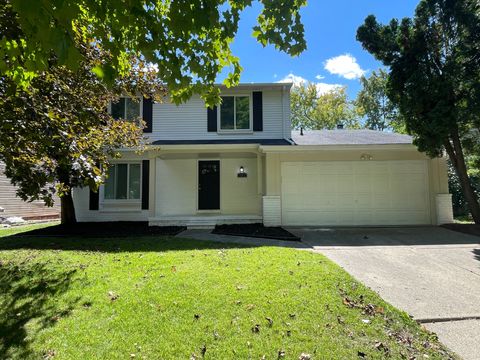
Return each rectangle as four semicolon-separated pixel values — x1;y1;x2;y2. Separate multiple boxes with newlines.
72;83;454;227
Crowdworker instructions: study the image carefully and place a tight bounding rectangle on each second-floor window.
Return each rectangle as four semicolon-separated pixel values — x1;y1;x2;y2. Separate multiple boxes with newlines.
104;163;141;200
111;97;141;121
219;95;251;131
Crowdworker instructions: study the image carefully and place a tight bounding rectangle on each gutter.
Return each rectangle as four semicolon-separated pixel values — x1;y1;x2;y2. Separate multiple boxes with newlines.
259;143;420;153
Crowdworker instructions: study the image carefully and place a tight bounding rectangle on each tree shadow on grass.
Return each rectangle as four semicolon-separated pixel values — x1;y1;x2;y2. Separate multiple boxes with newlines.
0;233;256;253
0;261;78;359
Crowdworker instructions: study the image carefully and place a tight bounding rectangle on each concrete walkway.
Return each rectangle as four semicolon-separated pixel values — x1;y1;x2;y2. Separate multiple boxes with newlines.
179;227;480;360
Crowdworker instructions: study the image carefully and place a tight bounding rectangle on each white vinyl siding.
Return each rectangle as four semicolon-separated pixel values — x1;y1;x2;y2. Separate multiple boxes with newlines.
148;90;286;141
281;160;430;226
0;162;60;219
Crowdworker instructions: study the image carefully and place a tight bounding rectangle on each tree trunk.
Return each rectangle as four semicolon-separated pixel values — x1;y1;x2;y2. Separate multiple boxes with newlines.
444;131;480;224
60;192;77;225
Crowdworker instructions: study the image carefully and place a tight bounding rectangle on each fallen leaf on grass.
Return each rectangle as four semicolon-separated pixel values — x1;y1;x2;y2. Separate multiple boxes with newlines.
278;350;286;358
83;301;92;308
343;297;356;308
265;317;273;327
43;350;56;359
246;304;255;311
171;266;177;273
108;291;119;301
299;353;311;360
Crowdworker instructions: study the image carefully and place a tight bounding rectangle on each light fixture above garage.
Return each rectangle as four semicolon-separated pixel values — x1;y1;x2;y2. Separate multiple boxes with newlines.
360;153;373;161
237;166;247;178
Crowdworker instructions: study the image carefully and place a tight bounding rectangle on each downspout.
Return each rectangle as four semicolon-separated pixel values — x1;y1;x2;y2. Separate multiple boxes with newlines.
281;85;285;140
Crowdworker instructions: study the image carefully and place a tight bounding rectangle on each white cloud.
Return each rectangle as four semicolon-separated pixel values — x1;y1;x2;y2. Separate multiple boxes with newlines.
314;83;343;95
277;73;343;95
277;73;308;86
315;74;325;80
324;54;366;80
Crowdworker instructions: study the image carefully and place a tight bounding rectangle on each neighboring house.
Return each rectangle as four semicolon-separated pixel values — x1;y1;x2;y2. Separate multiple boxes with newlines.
0;162;60;220
72;83;454;227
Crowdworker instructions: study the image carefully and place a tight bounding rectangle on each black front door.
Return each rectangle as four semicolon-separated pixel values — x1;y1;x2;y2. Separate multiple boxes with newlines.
198;160;220;210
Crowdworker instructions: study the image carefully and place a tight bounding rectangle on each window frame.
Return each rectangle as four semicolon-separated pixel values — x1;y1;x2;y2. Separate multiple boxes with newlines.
217;93;253;133
101;161;142;203
109;96;143;122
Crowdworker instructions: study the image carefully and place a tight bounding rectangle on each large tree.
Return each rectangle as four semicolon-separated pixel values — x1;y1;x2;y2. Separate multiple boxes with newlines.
357;0;480;223
291;84;359;130
2;0;307;105
355;69;405;133
0;1;165;224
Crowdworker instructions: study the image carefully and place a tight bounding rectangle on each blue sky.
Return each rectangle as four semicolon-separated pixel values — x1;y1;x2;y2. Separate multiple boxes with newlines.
219;0;419;98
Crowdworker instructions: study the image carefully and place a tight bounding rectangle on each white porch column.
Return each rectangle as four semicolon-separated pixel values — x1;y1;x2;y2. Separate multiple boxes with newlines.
262;152;282;226
263;196;281;227
436;194;454;224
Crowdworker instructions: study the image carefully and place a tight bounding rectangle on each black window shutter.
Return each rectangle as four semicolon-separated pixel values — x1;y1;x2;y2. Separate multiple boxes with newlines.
207;106;217;132
141;160;150;210
143;97;153;133
89;187;99;210
253;91;263;131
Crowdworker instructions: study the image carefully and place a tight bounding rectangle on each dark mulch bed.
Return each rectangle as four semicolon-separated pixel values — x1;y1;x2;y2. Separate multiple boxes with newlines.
13;222;186;238
212;223;300;241
442;223;480;237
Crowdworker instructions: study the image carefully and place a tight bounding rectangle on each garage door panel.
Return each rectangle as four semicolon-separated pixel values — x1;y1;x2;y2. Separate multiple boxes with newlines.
337;193;355;208
373;194;390;207
337;176;354;189
354;175;372;192
281;160;430;226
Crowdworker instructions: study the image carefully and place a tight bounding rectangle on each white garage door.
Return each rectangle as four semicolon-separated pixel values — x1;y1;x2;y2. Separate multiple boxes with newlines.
281;161;430;226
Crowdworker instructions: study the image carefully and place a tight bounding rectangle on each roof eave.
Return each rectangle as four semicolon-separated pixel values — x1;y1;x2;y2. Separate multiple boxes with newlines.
260;143;419;152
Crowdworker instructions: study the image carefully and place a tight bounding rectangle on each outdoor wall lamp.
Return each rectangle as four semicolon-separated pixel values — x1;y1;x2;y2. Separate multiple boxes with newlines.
237;166;247;178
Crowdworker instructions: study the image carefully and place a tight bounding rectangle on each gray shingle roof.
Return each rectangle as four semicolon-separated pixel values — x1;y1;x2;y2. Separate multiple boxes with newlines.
291;130;413;146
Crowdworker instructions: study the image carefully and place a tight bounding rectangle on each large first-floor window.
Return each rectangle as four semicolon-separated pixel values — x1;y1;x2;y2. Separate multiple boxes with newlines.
104;163;141;200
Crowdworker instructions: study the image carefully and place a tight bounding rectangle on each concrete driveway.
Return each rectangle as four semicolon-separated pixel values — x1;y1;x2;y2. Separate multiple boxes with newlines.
291;227;480;360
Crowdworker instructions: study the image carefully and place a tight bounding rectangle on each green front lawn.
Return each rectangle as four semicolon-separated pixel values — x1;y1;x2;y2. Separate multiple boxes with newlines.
0;224;455;359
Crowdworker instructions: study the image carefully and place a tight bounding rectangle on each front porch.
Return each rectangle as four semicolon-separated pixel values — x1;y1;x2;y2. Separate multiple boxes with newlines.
148;144;267;228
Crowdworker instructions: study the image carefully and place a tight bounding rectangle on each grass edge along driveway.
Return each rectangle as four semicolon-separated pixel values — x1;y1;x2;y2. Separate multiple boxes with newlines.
0;224;457;359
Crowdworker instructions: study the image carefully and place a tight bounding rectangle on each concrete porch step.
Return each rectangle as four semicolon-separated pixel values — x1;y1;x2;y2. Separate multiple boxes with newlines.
149;215;263;229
